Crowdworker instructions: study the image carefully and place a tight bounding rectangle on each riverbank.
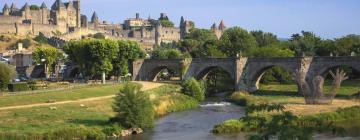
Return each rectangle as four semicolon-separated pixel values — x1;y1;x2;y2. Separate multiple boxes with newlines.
0;82;199;139
213;81;360;138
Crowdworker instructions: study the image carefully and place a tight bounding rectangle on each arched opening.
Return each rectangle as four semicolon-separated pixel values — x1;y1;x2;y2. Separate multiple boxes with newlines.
69;68;81;79
149;66;180;82
252;66;299;96
196;66;235;97
319;65;360;98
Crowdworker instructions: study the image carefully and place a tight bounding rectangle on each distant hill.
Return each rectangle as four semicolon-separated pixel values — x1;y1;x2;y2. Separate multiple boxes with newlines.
278;38;290;42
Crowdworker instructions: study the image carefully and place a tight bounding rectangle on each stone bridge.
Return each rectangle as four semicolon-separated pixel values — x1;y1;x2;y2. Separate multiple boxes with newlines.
131;57;360;92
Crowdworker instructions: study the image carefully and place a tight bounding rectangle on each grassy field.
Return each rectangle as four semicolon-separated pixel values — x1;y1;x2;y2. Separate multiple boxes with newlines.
0;84;124;107
0;84;198;136
255;80;360;102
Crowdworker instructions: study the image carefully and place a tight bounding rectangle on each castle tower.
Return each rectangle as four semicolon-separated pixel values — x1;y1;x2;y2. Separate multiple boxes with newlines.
179;16;192;39
2;4;10;16
21;3;31;20
211;23;217;31
91;11;99;23
40;2;49;24
218;20;226;31
74;0;81;27
91;11;99;30
10;3;18;14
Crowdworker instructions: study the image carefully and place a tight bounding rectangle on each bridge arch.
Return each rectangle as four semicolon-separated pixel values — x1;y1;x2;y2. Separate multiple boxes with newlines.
316;64;360;78
247;64;298;92
147;66;180;81
195;66;235;80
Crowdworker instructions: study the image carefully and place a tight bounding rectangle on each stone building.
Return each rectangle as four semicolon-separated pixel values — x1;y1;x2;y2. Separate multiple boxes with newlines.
211;20;227;39
0;0;83;36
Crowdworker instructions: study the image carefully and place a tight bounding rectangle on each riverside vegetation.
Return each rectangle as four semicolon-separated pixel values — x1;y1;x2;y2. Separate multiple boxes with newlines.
0;82;202;139
212;81;360;140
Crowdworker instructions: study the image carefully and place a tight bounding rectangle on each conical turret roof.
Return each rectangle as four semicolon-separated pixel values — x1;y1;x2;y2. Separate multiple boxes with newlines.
51;0;65;10
211;23;217;30
41;2;47;9
91;11;99;23
21;3;30;10
3;4;9;11
219;20;226;30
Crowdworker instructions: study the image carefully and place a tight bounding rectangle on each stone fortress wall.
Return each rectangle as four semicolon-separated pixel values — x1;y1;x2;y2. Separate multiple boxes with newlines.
0;0;227;49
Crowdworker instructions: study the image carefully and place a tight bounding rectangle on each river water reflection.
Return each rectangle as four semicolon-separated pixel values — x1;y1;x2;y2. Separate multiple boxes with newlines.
119;101;360;140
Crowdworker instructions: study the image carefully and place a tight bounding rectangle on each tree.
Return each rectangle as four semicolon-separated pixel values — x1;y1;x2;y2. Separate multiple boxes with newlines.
151;47;182;59
64;39;118;83
289;31;322;56
181;77;206;101
112;40;145;79
191;40;226;58
160;20;174;27
111;82;154;129
32;47;60;78
34;32;49;44
335;34;360;56
250;30;279;47
219;27;257;57
315;39;336;56
0;63;16;91
93;33;105;39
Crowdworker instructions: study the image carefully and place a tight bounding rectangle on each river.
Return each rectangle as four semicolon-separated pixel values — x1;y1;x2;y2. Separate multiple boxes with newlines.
120;100;360;140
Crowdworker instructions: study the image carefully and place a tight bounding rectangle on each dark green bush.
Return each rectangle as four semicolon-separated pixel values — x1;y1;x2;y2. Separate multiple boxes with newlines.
111;82;155;129
45;126;105;140
27;80;38;90
93;33;105;39
34;32;49;44
8;83;29;92
17;39;31;49
0;63;16;91
181;77;206;101
102;124;123;136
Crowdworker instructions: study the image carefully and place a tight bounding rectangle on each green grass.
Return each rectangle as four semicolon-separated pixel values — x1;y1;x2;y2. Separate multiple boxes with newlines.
0;83;199;138
255;80;360;102
0;84;124;107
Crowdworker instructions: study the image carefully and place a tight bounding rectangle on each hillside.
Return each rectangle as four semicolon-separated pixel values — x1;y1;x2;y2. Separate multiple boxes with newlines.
0;34;54;53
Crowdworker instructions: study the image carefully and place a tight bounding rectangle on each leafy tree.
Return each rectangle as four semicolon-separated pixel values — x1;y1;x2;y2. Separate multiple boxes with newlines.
64;39;118;83
32;47;60;78
315;39;336;56
335;34;360;56
93;33;105;39
0;63;16;91
160;20;174;27
34;32;49;44
219;27;257;57
30;5;39;10
250;30;279;47
184;29;217;42
17;38;31;49
111;82;154;128
112;40;145;79
289;31;322;56
191;40;226;58
181;77;206;101
151;47;182;59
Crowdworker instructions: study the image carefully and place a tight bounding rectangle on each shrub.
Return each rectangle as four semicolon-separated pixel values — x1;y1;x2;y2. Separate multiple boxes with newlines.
111;82;155;129
212;119;244;134
45;126;105;140
17;38;31;49
226;92;265;106
8;83;29;92
27;80;38;90
102;124;123;136
0;63;16;91
93;33;105;39
34;32;48;44
181;77;206;101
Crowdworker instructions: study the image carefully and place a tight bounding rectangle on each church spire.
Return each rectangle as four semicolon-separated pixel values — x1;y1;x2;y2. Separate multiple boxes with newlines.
211;22;217;30
91;11;99;23
218;20;226;30
41;2;47;9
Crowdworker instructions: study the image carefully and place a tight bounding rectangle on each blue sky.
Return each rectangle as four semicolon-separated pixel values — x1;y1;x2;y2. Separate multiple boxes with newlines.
1;0;360;39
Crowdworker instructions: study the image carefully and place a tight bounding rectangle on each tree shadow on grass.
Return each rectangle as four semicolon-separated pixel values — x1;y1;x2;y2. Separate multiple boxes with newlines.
252;90;301;97
67;119;110;127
